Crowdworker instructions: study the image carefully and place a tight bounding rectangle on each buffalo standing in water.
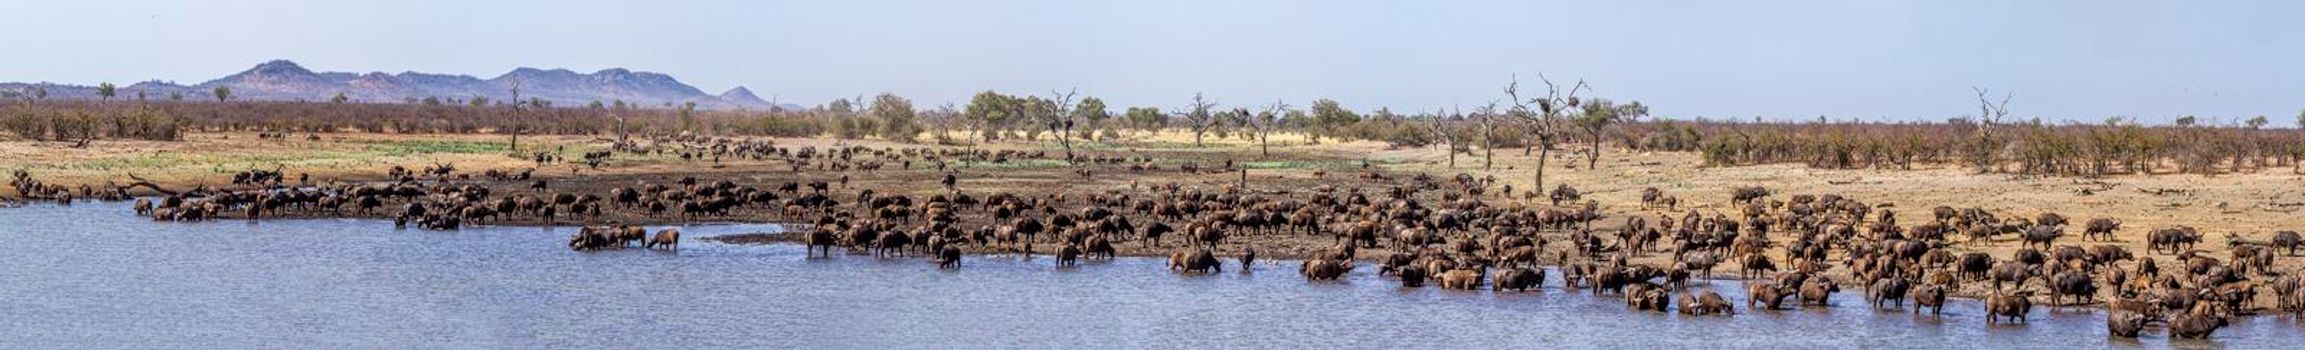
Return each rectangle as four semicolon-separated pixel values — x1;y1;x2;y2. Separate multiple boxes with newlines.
1912;285;1947;317
1868;277;1910;309
1439;267;1485;290
2168;308;2229;339
1679;290;1734;315
1396;266;1429;288
1747;282;1795;310
1626;283;1671;311
1798;280;1839;306
645;228;681;250
1492;268;1543;292
1056;243;1081;267
2106;311;2147;338
935;246;962;269
1301;259;1350;281
1169;249;1220;274
568;226;616;251
806;228;839;257
1986;291;2033;324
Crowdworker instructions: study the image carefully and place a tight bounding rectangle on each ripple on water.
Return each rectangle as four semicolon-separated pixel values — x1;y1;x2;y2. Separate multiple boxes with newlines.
0;202;2291;349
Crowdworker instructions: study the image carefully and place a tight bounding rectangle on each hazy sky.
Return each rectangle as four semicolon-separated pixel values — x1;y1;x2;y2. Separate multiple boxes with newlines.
2;0;2299;124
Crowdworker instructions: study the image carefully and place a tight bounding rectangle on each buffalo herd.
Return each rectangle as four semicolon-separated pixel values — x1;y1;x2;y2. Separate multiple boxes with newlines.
44;133;2305;342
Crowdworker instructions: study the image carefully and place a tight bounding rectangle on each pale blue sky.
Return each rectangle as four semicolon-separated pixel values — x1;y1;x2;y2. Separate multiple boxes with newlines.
2;0;2298;123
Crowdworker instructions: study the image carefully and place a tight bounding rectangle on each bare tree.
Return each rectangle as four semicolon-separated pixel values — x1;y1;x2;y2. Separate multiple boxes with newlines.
1506;74;1589;195
1043;89;1079;162
1475;102;1501;170
1968;86;2013;173
507;79;523;153
1183;93;1218;146
927;102;960;144
1252;99;1291;157
1426;109;1459;168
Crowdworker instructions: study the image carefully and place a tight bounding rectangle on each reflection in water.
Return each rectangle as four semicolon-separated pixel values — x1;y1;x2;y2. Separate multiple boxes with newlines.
0;203;2287;349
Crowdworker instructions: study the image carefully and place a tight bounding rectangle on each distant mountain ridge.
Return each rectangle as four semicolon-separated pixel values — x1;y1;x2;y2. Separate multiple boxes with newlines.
0;60;795;110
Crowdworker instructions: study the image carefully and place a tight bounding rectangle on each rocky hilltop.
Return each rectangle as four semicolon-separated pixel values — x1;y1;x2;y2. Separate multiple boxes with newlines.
0;60;793;110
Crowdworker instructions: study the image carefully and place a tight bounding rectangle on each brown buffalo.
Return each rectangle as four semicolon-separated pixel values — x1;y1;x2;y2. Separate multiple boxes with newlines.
2149;226;2201;254
2169;309;2229;339
1868;277;1910;309
1626;283;1671;311
1440;268;1485;290
806;227;839;257
935;246;962;268
1169;249;1221;274
1799;279;1839;306
2106;311;2147;338
2083;218;2120;241
645;228;681;250
1056;243;1081;267
1397;265;1429;288
1494;267;1543;292
1680;290;1734;315
1986;291;2033;324
2276;230;2304;256
1301;259;1351;281
2047;270;2096;306
1748;282;1794;310
1913;284;1947;316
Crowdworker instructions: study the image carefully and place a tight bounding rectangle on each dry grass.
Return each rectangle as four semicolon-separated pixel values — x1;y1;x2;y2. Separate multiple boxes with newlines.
0;132;615;187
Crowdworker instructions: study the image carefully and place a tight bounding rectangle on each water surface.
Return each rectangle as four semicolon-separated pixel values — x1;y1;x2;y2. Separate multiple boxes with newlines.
0;203;2291;349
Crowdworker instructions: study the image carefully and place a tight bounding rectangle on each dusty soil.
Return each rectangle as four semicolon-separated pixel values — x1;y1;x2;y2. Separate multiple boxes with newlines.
7;130;2303;313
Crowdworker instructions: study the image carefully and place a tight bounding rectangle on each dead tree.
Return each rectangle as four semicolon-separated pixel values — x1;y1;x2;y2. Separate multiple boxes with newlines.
1044;89;1079;163
1252;99;1290;158
508;79;523;153
1184;93;1218;147
1969;87;2012;174
1475;102;1501;170
1426;109;1459;168
1507;74;1588;194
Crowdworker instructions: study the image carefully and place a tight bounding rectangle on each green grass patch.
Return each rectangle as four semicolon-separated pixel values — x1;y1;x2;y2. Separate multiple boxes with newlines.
1242;160;1343;170
1050;140;1219;152
354;139;511;156
953;158;1069;169
45;149;381;173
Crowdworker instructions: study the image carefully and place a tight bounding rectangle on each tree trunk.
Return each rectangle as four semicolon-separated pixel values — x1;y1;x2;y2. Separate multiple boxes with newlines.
1259;131;1270;158
1534;141;1550;198
1589;132;1602;169
1051;124;1074;163
1447;143;1457;168
1483;126;1494;170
